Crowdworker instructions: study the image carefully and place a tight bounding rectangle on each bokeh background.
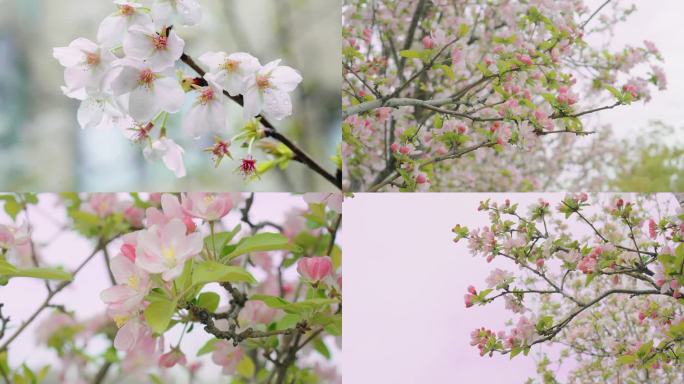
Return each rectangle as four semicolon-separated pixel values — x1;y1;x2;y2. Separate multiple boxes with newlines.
0;0;341;192
0;193;342;383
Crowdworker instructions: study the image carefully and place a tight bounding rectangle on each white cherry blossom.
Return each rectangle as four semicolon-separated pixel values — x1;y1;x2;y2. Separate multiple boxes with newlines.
123;24;184;71
152;0;202;27
198;51;260;96
98;1;153;48
243;60;302;121
182;74;226;138
143;137;186;178
53;38;116;95
111;58;185;122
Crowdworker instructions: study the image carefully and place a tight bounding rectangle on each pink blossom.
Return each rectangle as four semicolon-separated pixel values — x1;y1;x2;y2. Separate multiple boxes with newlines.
146;193;196;233
100;255;151;318
239;301;280;325
297;256;333;283
647;219;657;239
485;269;513;288
159;348;187;368
422;36;434;49
82;193;117;218
135;218;204;281
181;193;233;221
211;340;243;375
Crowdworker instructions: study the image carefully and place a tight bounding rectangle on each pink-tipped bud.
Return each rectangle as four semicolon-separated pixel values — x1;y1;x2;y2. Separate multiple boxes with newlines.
297;256;333;283
416;174;427;184
390;143;399;152
159;349;187;368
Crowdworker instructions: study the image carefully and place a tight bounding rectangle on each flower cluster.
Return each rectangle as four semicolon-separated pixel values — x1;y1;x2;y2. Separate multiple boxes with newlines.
54;1;302;178
342;0;667;191
454;194;684;382
0;193;342;383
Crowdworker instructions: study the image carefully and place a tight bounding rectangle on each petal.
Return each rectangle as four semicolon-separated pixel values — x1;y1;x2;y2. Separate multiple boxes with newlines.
152;1;173;27
77;98;105;130
110;254;137;284
100;285;135;304
111;65;141;96
242;87;262;119
123;24;155;60
64;65;94;91
53;46;85;68
114;318;141;351
159;139;186;178
271;66;302;92
97;15;128;47
128;86;159;121
261;89;292;121
198;51;227;72
161;193;183;217
153;77;185;114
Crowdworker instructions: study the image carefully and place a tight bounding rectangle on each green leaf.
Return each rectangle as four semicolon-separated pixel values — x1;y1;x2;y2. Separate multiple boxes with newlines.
197;338;218;356
250;294;291;309
617;354;636;365
148;374;164;384
144;300;176;334
313;338;331;359
197;292;220;313
192;261;256;286
0;195;22;220
399;50;422;59
12;268;72;281
236;355;255;378
636;340;653;358
225;233;298;261
510;347;522;359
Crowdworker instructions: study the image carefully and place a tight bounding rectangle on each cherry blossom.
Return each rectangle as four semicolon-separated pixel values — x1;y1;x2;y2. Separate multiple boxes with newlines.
143;137;187;178
243;60;303;121
123;24;184;71
111;58;185;122
182;77;226;138
152;0;202;27
97;1;153;48
198;51;261;96
53;38;116;95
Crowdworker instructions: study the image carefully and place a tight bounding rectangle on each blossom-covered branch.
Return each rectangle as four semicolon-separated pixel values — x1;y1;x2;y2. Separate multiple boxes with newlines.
454;194;683;382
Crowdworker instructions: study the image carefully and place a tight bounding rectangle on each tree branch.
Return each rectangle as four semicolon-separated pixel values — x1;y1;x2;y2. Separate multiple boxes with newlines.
180;53;341;190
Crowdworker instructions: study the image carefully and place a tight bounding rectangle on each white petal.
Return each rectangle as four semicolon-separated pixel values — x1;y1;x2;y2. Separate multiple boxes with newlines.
242;87;262;119
53;46;85;68
61;86;88;100
111;66;140;96
261;89;292;121
97;15;128;47
271;66;302;92
153;77;185;114
176;0;202;25
129;86;159;122
198;51;227;72
159;138;186;178
77;98;105;129
64;65;94;92
152;1;173;27
70;37;99;53
123;25;155;61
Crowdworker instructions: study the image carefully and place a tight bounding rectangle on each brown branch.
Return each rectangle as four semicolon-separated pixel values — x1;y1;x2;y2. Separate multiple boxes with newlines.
180;53;341;190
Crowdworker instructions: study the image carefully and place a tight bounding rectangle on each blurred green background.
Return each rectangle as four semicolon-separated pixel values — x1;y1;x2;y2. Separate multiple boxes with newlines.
0;0;341;192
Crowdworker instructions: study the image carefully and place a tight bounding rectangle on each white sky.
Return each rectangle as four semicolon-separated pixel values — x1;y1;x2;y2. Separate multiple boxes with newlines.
583;0;684;140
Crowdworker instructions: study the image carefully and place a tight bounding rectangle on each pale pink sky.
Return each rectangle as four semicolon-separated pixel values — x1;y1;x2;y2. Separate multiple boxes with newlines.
343;193;677;383
0;193;341;382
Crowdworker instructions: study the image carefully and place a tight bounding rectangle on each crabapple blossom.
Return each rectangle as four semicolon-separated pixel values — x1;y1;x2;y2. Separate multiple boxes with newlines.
455;194;684;382
180;193;233;222
146;193;196;232
143;137;187;178
243;60;303;121
111;58;185;121
211;340;243;375
135;218;203;281
113;315;148;351
123;24;184;71
297;256;333;283
198;51;261;96
100;255;151;318
97;1;153;48
158;347;187;368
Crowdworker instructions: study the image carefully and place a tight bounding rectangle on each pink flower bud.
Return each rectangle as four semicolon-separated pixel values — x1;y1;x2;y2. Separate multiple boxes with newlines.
390;143;399;152
399;146;410;155
297;256;333;283
648;219;657;240
467;285;477;295
416;174;427;184
422;36;434;49
159;348;187;368
536;259;545;268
